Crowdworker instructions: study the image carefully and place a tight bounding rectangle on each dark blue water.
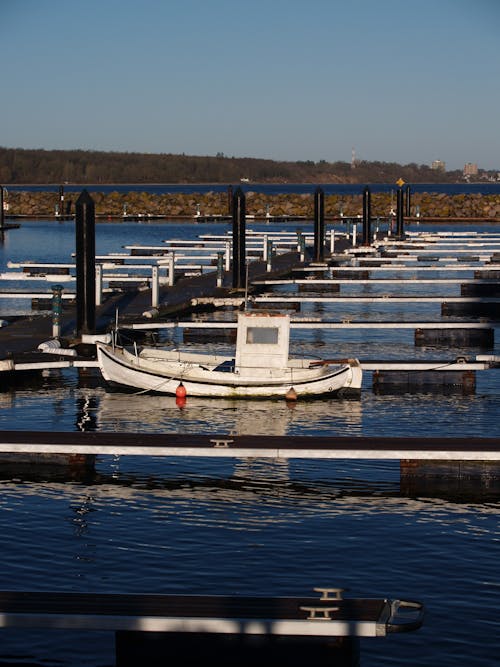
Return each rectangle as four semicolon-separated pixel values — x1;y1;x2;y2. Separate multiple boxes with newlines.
6;182;500;195
0;221;499;666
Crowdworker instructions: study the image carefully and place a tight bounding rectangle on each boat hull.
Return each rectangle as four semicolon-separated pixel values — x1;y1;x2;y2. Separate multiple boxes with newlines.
96;344;362;399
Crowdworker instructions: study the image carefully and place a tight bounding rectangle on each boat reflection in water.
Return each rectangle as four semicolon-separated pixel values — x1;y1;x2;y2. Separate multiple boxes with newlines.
95;391;363;437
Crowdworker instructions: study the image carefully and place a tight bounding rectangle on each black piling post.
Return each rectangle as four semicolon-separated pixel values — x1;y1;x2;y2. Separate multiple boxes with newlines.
0;186;4;230
362;186;371;245
75;190;96;335
405;185;411;217
396;187;405;239
232;187;246;289
313;186;325;262
58;185;65;218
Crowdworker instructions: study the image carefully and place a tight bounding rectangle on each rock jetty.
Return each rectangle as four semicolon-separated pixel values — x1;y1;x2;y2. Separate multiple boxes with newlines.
5;189;500;221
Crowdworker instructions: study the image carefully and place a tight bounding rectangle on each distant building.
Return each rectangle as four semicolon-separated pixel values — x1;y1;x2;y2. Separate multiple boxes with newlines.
431;160;446;172
463;162;478;177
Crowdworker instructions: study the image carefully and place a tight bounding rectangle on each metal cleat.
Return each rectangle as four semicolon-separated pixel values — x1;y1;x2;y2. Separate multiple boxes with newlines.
314;587;347;600
209;438;234;448
300;606;339;620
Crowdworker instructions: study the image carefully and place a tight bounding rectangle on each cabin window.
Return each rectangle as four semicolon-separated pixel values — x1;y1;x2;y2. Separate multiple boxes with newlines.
246;327;279;344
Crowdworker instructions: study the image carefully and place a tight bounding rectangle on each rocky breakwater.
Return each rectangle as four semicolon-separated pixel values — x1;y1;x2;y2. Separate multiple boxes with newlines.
5;189;500;221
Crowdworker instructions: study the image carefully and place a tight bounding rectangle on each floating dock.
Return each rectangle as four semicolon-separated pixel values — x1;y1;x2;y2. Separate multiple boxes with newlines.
0;225;499;392
0;431;498;461
0;589;424;667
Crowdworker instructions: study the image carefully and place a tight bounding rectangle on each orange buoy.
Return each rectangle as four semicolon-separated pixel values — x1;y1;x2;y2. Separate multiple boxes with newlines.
176;395;187;409
176;382;187;399
285;386;298;402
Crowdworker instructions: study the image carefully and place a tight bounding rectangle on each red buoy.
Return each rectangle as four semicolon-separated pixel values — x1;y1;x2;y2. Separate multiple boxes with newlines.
176;382;187;399
285;386;298;402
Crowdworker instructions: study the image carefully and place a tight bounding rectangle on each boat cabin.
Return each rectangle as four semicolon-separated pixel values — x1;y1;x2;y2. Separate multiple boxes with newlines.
234;311;290;375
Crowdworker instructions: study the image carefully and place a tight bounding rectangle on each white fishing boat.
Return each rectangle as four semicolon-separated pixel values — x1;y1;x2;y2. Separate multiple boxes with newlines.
96;311;362;399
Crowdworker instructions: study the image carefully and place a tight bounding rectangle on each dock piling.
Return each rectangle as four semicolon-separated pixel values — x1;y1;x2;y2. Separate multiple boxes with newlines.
232;187;246;289
58;185;64;218
75;190;96;335
51;284;63;339
362;186;371;246
216;251;224;287
151;266;159;307
313;187;325;261
396;187;405;239
266;238;273;272
95;264;103;306
405;185;411;217
0;186;4;230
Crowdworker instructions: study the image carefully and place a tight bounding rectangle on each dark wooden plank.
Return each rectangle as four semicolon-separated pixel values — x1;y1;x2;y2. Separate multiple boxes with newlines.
0;591;386;622
0;430;498;453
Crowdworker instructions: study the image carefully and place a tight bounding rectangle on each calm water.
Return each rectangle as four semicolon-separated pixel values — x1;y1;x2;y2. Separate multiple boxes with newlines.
6;181;500;195
0;220;499;666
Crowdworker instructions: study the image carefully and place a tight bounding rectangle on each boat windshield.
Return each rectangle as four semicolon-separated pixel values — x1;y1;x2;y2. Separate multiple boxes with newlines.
245;327;279;345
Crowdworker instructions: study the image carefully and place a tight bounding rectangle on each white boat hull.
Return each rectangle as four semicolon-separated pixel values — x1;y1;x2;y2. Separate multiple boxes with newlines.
96;343;362;399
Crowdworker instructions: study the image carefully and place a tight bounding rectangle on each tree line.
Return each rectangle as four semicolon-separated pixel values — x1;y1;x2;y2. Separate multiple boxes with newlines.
0;146;477;185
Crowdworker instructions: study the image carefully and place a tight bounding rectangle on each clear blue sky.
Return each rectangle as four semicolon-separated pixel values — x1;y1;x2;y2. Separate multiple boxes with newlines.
2;0;500;170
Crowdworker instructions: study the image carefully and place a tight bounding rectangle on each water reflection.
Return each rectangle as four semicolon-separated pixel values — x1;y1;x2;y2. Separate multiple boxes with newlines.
96;392;363;436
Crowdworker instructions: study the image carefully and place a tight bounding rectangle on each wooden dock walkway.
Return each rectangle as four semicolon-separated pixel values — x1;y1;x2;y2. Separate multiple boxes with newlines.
0;227;499;381
0;431;498;461
0;589;424;666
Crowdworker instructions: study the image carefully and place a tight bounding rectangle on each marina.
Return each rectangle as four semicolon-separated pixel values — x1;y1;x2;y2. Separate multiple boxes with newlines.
0;204;499;667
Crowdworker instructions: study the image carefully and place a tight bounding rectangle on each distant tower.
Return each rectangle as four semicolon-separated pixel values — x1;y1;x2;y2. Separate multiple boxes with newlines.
351;148;356;169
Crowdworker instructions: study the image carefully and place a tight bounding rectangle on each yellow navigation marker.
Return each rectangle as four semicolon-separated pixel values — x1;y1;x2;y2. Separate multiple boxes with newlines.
396;178;405;187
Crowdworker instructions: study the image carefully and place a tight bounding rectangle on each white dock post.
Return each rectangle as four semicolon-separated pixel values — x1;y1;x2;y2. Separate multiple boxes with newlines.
352;222;357;246
216;252;224;287
51;284;63;339
263;234;268;261
266;239;273;272
167;253;175;287
151;266;159;307
95;264;102;306
330;229;335;253
225;240;231;271
299;235;305;262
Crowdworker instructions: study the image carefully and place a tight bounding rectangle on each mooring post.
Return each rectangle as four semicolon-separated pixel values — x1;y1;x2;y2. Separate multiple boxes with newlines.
299;234;305;262
75;189;96;336
263;234;269;261
151;265;159;307
167;253;175;286
232;187;246;289
396;187;405;239
216;251;224;287
95;264;102;306
330;229;335;254
51;284;63;339
58;185;65;218
405;184;411;217
362;186;371;245
313;186;325;261
0;186;4;230
266;238;273;272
